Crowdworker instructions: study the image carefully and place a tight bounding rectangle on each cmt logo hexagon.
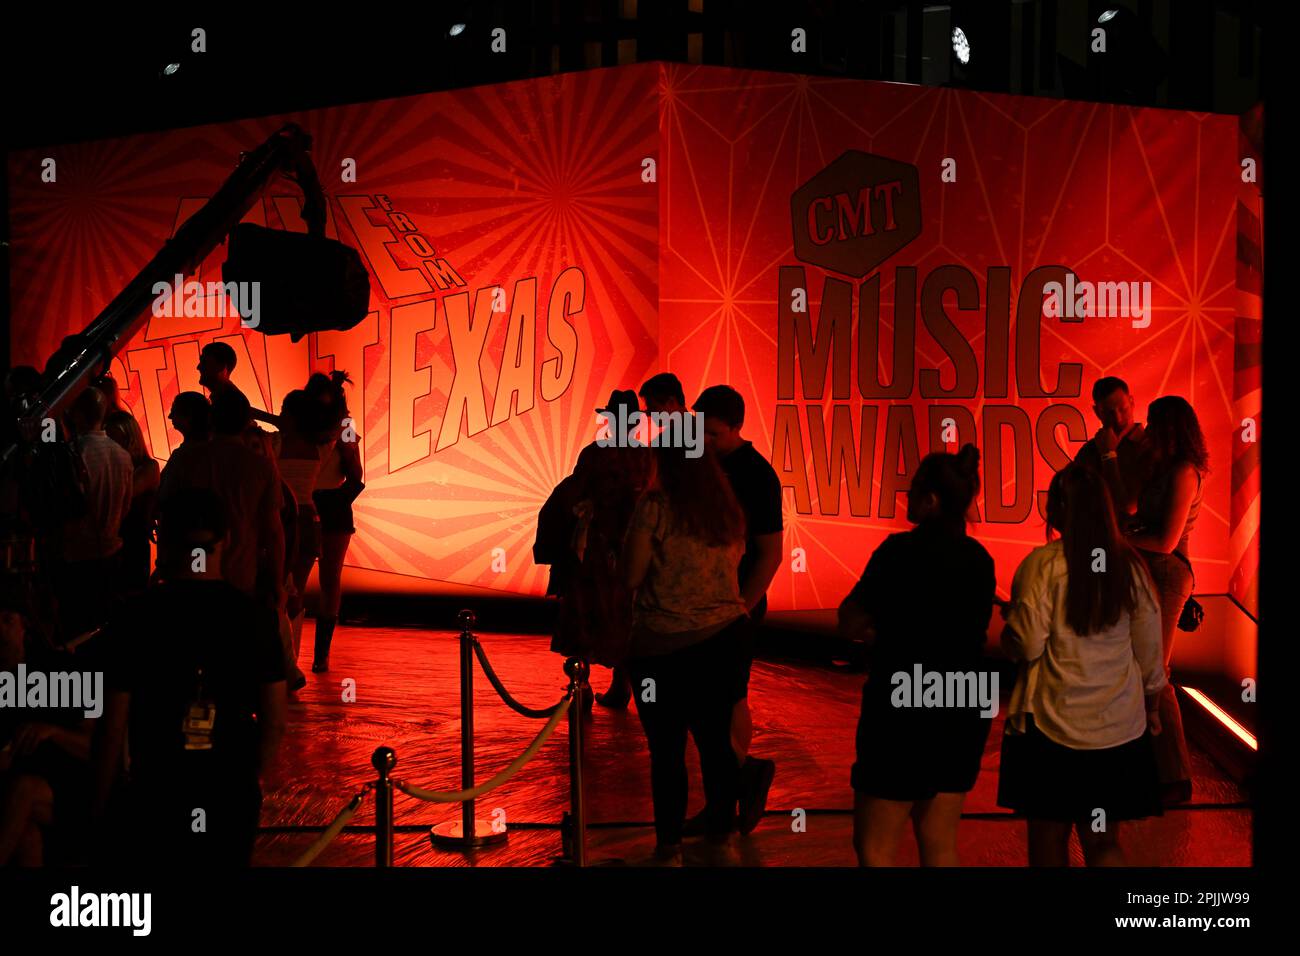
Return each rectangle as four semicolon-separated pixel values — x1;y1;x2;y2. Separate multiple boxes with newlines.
791;151;922;277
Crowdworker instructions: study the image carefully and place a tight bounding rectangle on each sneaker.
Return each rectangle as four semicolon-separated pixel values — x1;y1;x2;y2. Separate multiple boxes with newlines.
596;669;632;709
738;757;776;835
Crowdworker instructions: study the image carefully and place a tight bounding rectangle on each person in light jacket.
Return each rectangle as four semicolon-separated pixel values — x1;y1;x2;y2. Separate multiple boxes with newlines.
998;464;1166;866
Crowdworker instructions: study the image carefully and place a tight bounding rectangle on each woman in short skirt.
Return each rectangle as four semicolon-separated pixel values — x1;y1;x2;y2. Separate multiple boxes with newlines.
999;465;1166;866
307;371;363;673
839;444;997;866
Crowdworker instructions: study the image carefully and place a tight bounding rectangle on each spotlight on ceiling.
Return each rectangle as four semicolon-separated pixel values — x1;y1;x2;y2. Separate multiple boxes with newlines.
1098;10;1119;23
162;62;181;76
951;27;971;65
449;23;466;37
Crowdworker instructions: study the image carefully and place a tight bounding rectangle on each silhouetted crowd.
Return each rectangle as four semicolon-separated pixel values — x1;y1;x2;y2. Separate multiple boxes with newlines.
539;374;1208;867
1;342;363;865
1;350;1209;868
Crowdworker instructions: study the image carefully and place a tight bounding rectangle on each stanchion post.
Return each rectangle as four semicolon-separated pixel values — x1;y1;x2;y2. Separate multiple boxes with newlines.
430;609;506;849
372;746;396;868
564;657;590;867
459;609;477;842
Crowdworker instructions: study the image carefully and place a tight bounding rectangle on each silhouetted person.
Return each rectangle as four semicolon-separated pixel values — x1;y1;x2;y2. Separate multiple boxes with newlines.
1123;396;1207;806
60;387;133;639
623;444;749;865
197;341;245;404
840;445;995;866
93;374;148;457
0;603;95;865
93;487;287;867
168;391;212;446
4;365;42;406
690;384;781;835
639;372;687;415
594;373;687;711
552;390;651;712
157;390;285;611
272;389;330;679
307;371;363;674
999;465;1165;865
1074;377;1145;517
98;378;159;597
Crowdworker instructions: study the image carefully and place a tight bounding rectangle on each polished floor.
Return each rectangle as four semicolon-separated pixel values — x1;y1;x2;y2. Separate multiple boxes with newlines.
256;624;1251;867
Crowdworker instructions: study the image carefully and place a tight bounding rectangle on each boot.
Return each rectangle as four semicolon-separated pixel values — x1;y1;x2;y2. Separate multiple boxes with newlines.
596;667;632;709
737;757;776;835
312;615;336;673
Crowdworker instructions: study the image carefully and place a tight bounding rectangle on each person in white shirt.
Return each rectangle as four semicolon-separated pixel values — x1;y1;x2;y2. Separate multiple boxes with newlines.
998;464;1166;866
59;387;134;639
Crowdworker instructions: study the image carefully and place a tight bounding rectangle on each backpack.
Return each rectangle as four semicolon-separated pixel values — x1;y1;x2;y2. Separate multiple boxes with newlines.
533;473;581;566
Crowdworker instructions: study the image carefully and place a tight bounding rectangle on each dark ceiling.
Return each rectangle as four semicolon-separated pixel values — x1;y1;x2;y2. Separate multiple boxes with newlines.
1;1;1267;152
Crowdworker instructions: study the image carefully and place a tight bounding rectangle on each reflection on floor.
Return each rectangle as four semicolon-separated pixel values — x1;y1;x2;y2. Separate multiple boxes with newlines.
256;626;1251;867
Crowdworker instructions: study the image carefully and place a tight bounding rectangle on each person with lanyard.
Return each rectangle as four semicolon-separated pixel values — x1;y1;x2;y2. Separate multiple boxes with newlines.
92;487;287;867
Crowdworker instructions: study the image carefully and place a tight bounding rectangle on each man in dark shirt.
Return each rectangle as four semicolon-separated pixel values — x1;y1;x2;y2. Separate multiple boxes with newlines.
92;487;287;867
197;340;247;405
158;390;285;608
691;384;783;835
1073;376;1145;518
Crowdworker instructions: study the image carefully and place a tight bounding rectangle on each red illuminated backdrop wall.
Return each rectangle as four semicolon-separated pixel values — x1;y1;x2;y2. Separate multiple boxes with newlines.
7;63;1252;610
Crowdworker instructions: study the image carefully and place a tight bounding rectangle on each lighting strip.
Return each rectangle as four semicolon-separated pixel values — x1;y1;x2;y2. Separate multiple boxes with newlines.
1181;685;1258;751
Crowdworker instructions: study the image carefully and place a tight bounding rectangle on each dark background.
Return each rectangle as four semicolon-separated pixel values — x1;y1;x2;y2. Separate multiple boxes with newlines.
0;1;1265;151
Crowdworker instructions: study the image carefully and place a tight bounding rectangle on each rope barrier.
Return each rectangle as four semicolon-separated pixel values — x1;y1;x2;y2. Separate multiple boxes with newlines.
395;691;572;803
471;637;565;719
290;784;372;867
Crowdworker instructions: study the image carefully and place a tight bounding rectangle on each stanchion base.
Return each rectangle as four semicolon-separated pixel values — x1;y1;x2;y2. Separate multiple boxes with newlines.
430;821;509;848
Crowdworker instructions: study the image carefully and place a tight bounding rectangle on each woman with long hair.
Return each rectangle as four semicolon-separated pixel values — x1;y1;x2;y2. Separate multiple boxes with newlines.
839;444;996;866
307;371;363;673
1123;395;1208;805
94;374;160;597
622;442;749;866
998;465;1166;865
270;389;333;681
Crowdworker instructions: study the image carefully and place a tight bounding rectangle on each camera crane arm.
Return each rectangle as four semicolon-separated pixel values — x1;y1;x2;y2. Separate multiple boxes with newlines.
7;122;325;459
